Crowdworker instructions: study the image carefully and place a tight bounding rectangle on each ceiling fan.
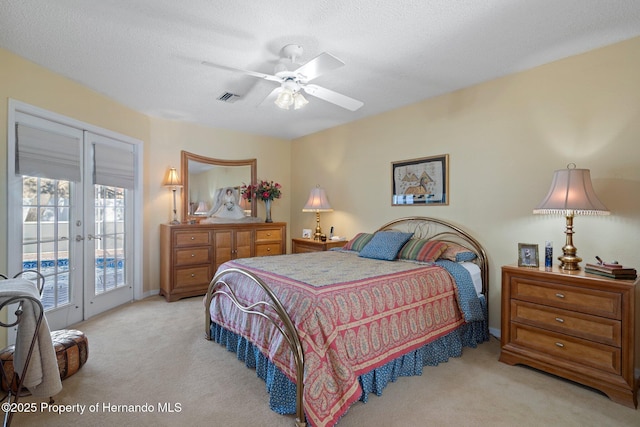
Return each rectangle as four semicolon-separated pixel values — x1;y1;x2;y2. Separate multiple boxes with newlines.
202;44;363;111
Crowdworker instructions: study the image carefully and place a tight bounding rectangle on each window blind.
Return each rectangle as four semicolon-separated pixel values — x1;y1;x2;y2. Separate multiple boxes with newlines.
93;142;135;189
15;123;82;182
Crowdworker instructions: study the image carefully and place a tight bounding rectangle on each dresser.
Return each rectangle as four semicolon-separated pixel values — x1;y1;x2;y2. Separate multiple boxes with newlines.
500;265;638;408
160;222;286;302
291;238;346;253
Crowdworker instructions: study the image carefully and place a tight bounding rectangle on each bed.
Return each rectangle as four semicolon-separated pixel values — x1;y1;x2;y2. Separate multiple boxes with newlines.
204;217;489;427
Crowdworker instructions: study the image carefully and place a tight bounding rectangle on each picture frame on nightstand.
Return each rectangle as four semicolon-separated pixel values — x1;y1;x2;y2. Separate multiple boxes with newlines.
302;229;312;239
518;243;539;267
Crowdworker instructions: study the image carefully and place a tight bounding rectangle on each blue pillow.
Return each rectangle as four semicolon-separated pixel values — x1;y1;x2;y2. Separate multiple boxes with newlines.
359;231;414;261
455;251;477;262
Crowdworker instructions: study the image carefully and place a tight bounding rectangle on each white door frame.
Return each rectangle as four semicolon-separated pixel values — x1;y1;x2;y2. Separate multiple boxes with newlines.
6;99;144;331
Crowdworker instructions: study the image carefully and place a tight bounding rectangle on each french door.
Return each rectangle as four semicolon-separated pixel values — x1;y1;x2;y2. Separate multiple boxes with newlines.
19;174;84;327
83;132;135;319
8;102;141;333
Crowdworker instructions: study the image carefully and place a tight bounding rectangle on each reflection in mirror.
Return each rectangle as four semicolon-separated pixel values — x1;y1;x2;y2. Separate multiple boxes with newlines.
180;151;256;221
188;162;250;215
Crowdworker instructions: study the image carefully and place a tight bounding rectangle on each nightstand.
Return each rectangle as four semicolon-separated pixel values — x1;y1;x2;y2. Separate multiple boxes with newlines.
500;265;638;408
291;238;346;254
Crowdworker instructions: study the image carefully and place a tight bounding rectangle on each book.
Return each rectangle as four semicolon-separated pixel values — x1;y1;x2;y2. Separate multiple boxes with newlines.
584;268;637;280
584;268;638;280
584;263;636;276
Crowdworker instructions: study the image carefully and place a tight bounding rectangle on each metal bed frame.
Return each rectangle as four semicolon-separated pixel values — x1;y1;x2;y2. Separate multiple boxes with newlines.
204;216;489;427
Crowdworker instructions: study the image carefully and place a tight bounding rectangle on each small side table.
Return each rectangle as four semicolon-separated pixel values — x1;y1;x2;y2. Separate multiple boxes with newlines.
292;238;346;254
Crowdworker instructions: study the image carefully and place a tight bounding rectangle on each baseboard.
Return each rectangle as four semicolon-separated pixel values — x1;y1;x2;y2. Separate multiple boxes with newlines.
489;326;500;339
140;289;160;300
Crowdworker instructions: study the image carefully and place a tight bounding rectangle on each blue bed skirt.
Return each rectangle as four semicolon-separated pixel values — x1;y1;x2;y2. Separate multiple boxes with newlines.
210;296;489;420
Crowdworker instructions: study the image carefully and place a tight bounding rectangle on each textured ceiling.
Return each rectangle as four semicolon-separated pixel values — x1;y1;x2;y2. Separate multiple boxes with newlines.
2;0;640;140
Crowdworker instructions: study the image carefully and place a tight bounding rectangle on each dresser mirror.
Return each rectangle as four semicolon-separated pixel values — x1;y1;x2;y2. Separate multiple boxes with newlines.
181;150;256;221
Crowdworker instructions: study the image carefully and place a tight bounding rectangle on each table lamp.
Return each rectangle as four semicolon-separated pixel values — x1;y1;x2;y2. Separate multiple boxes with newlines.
533;163;609;270
302;185;333;241
163;167;182;224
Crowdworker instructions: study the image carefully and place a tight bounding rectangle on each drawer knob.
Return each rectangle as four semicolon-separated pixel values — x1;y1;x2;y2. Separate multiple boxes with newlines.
191;253;195;257
191;236;195;240
191;273;195;277
555;317;564;323
555;342;565;348
555;293;565;299
266;248;271;252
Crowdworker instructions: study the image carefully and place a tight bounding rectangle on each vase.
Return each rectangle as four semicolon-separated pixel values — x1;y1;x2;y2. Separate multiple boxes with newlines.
264;199;273;223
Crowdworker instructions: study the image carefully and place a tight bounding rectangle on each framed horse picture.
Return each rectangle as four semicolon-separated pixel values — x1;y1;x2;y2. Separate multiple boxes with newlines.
391;154;449;206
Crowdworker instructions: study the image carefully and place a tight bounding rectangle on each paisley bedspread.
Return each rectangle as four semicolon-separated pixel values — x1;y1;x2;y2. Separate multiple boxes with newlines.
208;251;480;427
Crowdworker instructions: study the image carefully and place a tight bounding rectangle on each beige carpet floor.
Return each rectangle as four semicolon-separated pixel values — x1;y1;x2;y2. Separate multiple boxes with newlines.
6;295;638;426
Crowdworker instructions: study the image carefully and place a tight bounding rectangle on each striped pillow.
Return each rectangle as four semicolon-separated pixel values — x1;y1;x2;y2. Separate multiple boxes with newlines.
342;233;374;252
398;239;448;263
439;242;477;262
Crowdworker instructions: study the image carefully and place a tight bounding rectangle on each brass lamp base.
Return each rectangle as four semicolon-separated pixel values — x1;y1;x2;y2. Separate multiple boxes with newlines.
170;188;180;224
313;212;322;241
559;212;581;271
558;253;582;271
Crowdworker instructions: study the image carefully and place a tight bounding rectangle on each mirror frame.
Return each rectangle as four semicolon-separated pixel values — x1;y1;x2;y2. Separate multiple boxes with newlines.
180;150;257;222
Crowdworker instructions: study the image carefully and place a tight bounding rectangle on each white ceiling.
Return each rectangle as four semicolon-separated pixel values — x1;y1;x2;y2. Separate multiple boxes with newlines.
2;1;640;140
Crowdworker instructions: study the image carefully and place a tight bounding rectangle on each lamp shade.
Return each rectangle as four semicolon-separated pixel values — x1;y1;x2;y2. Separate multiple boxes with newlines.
533;164;609;271
293;93;309;109
239;196;251;211
302;186;332;212
194;201;208;215
533;166;609;216
275;89;294;109
163;167;182;188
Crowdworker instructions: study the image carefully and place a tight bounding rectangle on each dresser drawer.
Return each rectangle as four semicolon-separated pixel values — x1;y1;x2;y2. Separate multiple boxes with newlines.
175;230;210;247
174;266;212;289
255;243;282;257
255;229;282;242
510;278;621;319
174;247;211;266
161;223;287;303
500;265;637;409
510;323;621;375
510;300;621;347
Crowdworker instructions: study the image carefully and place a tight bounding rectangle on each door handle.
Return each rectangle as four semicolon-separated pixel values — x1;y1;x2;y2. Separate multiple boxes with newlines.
75;235;84;242
88;234;102;240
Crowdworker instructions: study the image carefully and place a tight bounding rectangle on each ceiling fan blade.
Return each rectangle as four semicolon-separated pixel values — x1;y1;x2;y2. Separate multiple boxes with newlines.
303;84;363;111
258;87;282;107
201;61;282;83
293;52;344;82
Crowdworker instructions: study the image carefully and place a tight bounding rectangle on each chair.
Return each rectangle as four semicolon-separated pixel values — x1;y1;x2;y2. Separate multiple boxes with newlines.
0;270;46;427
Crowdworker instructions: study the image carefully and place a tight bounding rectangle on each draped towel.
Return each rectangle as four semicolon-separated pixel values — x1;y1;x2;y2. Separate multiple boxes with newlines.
1;279;62;397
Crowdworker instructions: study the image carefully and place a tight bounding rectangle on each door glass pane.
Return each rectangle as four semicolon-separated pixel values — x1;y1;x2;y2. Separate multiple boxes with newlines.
21;176;71;310
94;185;127;295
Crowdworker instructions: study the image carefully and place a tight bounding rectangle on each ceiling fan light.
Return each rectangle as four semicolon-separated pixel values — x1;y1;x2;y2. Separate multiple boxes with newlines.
293;92;309;109
275;89;294;109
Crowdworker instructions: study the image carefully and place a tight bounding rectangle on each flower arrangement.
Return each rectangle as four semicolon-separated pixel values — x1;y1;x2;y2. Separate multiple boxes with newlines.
241;180;282;202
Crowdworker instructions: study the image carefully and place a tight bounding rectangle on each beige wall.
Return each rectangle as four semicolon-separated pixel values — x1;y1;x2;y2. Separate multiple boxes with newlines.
2;36;639;369
0;48;291;299
290;37;640;368
0;48;149;277
144;118;291;292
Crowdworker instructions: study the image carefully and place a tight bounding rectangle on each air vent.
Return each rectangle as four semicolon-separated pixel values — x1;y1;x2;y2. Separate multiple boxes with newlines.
217;92;240;103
